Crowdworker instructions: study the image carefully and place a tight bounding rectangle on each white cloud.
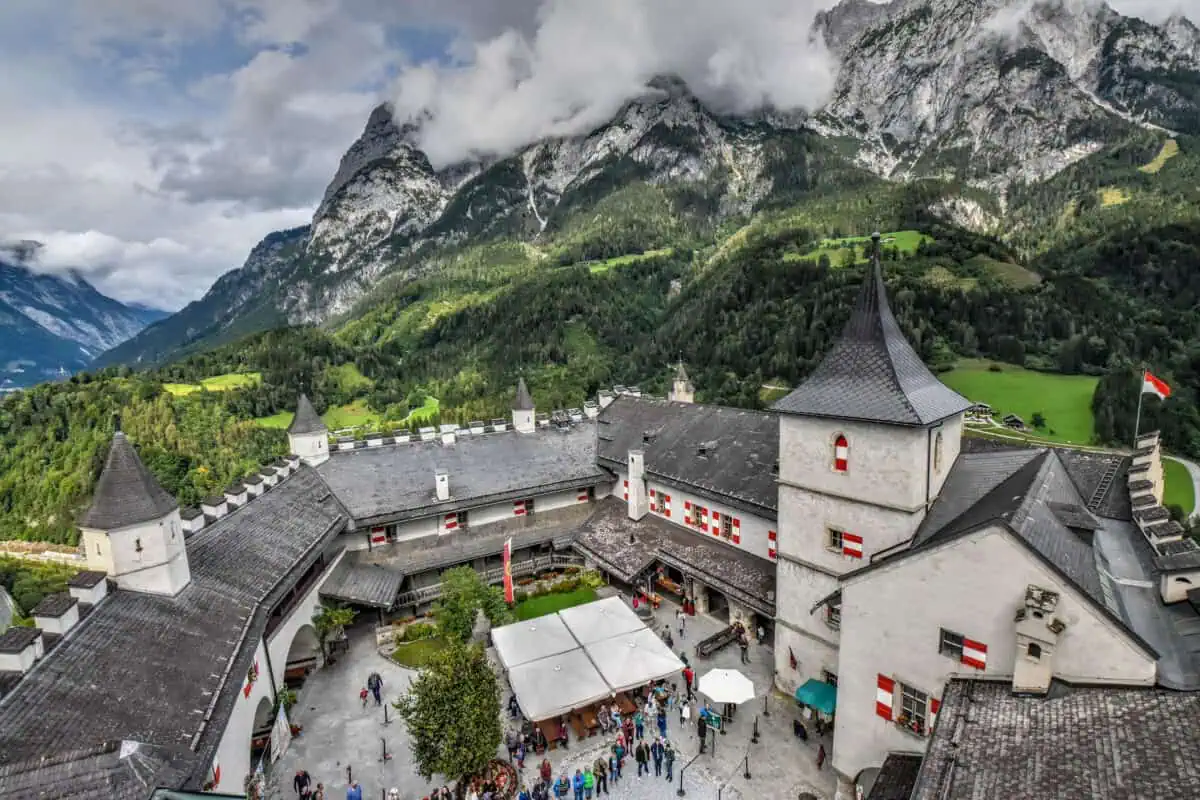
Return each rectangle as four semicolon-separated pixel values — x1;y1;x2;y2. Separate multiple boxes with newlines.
390;0;838;168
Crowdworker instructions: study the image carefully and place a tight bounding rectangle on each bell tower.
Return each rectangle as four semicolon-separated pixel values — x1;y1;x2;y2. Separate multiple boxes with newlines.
288;394;329;466
669;361;695;404
771;233;971;690
512;378;536;433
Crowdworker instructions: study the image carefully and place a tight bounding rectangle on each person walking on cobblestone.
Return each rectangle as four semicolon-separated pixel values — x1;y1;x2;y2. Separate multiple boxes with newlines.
650;737;664;776
634;741;649;777
676;609;685;638
680;699;690;727
664;742;675;782
584;767;595;799
572;769;585;800
634;709;645;740
696;715;707;754
367;672;383;706
609;750;619;784
594;757;609;795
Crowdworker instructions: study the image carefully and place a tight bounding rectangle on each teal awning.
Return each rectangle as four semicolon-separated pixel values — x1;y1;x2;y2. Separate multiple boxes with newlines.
795;679;837;715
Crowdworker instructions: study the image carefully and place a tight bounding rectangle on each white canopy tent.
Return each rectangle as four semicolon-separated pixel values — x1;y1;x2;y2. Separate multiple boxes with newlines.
558;595;645;645
584;627;684;693
507;649;612;721
492;613;579;669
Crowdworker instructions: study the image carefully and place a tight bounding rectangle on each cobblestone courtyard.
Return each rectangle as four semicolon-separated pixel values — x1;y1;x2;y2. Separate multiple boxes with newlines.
269;593;835;800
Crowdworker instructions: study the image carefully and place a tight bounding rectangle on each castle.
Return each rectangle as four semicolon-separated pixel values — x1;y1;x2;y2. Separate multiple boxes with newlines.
1;235;1199;799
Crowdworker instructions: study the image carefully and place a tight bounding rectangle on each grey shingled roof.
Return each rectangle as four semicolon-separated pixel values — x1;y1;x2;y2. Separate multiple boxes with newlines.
320;555;403;609
67;571;107;589
0;627;41;654
0;740;197;800
573;499;775;615
772;236;971;427
78;433;178;530
288;393;327;434
867;753;923;800
317;424;605;526
0;466;347;775
597;397;778;516
32;592;78;618
912;679;1200;800
514;378;535;411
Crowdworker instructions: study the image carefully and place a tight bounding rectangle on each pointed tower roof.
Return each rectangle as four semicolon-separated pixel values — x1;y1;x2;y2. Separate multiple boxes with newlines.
674;361;690;383
79;432;178;529
288;393;327;435
513;378;535;411
773;233;970;427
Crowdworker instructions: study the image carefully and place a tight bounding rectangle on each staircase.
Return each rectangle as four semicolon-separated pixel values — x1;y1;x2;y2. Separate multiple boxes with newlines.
1088;458;1123;513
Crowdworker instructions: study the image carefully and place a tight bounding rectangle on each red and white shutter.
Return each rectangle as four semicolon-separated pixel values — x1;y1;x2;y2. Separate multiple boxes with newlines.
370;526;387;544
444;512;459;531
700;507;709;532
962;639;988;670
834;435;849;473
513;500;526;517
650;488;657;512
929;698;941;732
663;494;672;518
768;529;777;560
623;479;629;501
842;532;863;559
684;501;693;525
711;511;720;536
732;518;741;545
876;675;895;721
576;488;590;503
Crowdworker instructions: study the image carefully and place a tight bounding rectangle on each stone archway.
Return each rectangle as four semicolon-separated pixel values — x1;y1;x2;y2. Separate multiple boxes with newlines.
250;695;274;767
284;624;321;689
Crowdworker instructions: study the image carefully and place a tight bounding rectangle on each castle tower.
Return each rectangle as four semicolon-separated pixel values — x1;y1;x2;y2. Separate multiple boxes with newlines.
512;378;536;433
771;233;970;689
288;394;329;466
78;430;190;596
669;361;694;404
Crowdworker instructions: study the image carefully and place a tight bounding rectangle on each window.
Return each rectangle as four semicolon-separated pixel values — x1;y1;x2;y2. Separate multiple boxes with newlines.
933;431;944;472
1177;577;1193;585
134;538;143;553
721;516;733;540
1027;642;1042;660
826;528;844;552
458;510;470;529
898;682;929;735
939;628;964;659
833;434;849;473
824;603;841;631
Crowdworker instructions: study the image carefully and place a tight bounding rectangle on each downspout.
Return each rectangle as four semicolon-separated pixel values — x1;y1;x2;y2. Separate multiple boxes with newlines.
925;426;934;510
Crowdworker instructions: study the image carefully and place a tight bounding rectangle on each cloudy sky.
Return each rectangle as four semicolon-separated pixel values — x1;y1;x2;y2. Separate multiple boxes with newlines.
0;0;1190;310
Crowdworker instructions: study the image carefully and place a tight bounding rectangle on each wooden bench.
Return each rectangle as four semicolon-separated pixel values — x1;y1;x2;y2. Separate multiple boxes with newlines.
615;694;637;715
536;720;561;751
569;714;588;740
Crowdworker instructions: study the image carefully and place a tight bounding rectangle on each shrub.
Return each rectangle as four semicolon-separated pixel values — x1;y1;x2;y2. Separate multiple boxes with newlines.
517;577;535;586
513;589;529;603
580;570;605;589
564;566;580;575
988;364;1003;372
402;622;437;642
554;577;580;593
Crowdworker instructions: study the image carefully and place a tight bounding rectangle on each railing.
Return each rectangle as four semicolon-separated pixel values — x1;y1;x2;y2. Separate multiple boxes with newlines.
394;554;586;606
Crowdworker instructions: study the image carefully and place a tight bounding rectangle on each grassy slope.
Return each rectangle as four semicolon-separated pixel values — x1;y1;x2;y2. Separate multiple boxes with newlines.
254;395;440;432
783;229;933;266
163;372;262;396
1162;457;1196;515
942;360;1099;445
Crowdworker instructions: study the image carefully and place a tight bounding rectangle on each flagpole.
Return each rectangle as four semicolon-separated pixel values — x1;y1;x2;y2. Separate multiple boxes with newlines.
1133;368;1145;449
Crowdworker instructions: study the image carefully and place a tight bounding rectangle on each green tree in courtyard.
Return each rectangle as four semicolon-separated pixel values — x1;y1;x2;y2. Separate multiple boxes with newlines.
434;566;513;643
312;603;357;658
395;640;502;782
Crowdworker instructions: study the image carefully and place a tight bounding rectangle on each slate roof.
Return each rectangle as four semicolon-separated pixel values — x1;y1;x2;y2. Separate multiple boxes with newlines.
0;466;347;777
0;627;41;654
67;570;107;589
78;432;178;530
596;397;778;517
288;393;327;435
573;499;775;615
912;678;1200;800
0;740;197;800
320;555;403;609
32;592;78;618
317;424;605;526
1047;501;1100;531
772;235;971;427
866;753;922;800
179;506;202;521
1129;479;1154;493
514;378;535;411
1154;537;1200;571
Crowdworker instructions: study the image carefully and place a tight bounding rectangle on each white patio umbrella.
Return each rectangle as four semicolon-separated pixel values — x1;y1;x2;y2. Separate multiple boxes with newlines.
697;668;756;705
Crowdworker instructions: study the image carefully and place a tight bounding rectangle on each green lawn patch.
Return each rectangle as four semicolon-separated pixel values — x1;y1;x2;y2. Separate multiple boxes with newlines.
513;588;598;621
1163;458;1195;516
323;399;381;430
164;372;262;396
327;363;373;392
586;248;674;274
1140;139;1179;174
254;410;294;429
786;230;933;267
941;360;1098;445
923;266;977;291
1098;187;1130;207
758;384;790;405
969;255;1041;288
391;637;451;669
401;396;440;427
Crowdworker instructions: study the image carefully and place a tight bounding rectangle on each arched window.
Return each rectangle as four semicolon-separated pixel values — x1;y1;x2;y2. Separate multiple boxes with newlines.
1027;643;1042;660
933;432;944;472
1177;577;1193;585
833;434;849;473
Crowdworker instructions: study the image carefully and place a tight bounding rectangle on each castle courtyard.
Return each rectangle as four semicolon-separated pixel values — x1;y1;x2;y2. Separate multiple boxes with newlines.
267;595;836;800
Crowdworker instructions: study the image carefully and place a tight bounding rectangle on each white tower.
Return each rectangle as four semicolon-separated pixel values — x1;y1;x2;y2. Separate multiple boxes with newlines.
512;378;536;433
770;233;971;691
78;430;190;596
288;394;329;466
669;361;694;404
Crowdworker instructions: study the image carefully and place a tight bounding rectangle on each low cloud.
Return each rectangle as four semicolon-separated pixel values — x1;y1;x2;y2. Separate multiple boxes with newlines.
389;0;838;168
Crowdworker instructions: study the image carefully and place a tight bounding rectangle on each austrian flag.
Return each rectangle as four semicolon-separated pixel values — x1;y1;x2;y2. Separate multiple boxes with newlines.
1143;371;1171;401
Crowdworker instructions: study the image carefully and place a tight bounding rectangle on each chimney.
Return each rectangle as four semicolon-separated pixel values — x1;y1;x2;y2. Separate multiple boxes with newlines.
513;378;536;434
31;592;81;635
627;449;649;521
180;507;205;534
598;390;615;409
435;469;450;502
67;570;109;607
0;627;44;674
1013;585;1065;696
440;423;458;445
201;495;228;520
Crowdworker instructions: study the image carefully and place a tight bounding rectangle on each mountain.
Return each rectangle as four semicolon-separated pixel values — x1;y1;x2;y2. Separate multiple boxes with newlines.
98;0;1200;370
0;243;167;388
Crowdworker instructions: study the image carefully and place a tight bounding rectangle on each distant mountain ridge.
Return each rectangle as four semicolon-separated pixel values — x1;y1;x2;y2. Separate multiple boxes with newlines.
0;243;166;388
97;0;1200;369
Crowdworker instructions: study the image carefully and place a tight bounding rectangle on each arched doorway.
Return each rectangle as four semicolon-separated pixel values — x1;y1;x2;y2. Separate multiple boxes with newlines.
250;695;273;767
284;624;321;690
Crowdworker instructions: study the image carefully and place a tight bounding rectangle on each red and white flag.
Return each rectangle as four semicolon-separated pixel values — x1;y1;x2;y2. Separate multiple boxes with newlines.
502;537;514;604
1143;371;1171;401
